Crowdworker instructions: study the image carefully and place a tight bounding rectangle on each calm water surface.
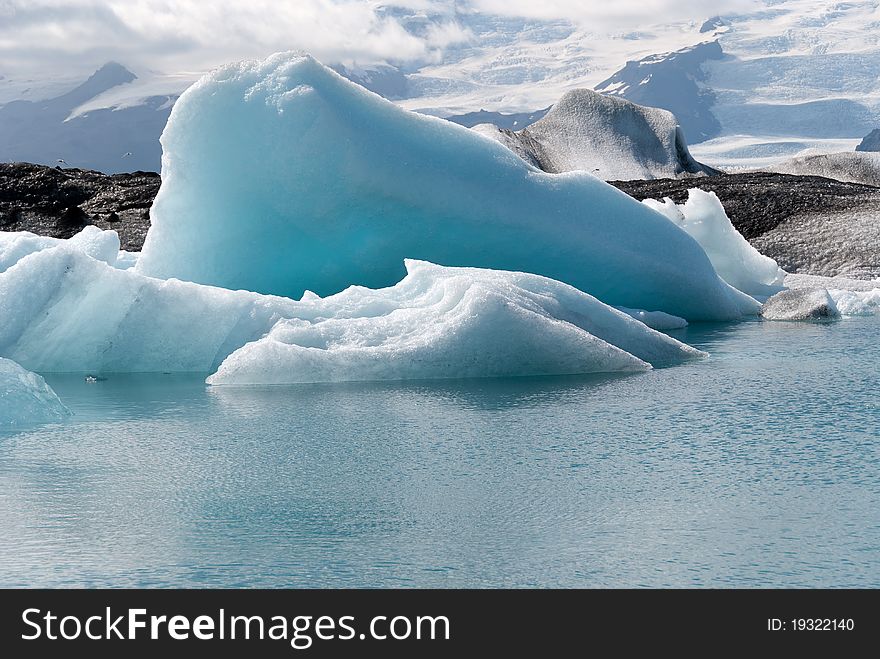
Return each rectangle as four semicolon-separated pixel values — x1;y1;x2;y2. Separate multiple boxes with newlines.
1;317;878;587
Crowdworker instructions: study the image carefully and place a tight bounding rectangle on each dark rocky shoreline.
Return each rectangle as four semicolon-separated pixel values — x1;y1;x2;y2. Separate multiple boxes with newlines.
1;163;878;268
0;163;159;251
609;172;880;240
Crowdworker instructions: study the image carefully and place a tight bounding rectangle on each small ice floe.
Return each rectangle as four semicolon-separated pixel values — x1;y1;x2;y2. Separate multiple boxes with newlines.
768;275;880;320
761;289;837;321
1;357;70;425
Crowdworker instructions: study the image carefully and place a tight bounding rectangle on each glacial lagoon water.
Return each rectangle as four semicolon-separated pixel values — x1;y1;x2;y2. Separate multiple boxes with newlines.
1;317;877;588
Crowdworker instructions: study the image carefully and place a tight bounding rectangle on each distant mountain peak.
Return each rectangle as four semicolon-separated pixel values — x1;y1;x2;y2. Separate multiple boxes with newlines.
85;62;137;88
594;41;724;143
856;128;880;152
55;62;137;108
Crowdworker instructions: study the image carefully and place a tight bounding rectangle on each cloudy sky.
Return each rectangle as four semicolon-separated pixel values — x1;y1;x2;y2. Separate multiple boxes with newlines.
0;0;756;78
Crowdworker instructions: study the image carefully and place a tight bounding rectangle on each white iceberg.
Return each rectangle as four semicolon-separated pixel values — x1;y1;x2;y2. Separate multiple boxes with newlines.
0;357;70;426
473;89;718;180
761;288;838;321
0;246;298;373
137;53;758;322
828;288;880;316
643;190;786;299
780;273;880;318
0;225;120;273
761;286;880;320
208;260;705;385
0;247;703;380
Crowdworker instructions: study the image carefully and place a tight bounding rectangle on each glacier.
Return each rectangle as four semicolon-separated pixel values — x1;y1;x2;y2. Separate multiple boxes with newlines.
136;53;758;322
642;190;786;299
0;239;703;381
0;357;70;426
207;260;704;386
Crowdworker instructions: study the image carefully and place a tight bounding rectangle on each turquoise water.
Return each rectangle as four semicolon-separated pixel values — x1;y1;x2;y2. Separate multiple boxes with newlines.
0;317;877;587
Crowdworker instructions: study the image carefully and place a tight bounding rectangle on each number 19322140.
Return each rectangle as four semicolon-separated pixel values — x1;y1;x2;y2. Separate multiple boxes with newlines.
768;618;855;631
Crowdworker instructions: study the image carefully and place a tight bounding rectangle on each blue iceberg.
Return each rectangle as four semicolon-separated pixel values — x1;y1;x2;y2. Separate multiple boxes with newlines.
0;357;70;426
137;53;758;322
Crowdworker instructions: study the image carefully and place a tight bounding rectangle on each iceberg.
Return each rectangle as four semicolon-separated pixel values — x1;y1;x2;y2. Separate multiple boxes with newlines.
0;225;120;273
0;247;703;380
0;245;298;373
0;357;70;426
473;89;718;180
643;190;786;299
761;287;880;320
137;53;757;322
784;273;880;317
761;288;837;321
827;288;880;316
207;260;704;385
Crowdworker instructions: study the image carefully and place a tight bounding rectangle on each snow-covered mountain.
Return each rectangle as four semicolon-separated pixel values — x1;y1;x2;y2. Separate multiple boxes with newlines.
446;108;550;130
4;1;880;173
594;41;724;144
857;129;880;152
0;63;176;173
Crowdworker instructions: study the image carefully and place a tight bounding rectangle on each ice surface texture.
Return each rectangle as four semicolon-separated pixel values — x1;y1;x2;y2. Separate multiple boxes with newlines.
0;226;120;273
643;190;786;299
137;53;756;322
0;244;298;373
208;260;704;385
0;357;70;426
761;288;837;321
616;308;688;331
762;285;879;321
0;240;702;379
475;89;718;180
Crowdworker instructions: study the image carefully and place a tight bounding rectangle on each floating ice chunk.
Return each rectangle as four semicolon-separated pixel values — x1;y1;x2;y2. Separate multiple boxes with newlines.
137;53;757;322
761;288;838;321
0;357;70;426
0;246;299;373
0;226;120;273
782;273;879;317
616;307;688;330
643;190;786;298
827;289;880;316
207;260;705;386
0;249;704;379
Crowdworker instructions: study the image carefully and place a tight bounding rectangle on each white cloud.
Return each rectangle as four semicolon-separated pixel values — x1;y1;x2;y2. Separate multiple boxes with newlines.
0;0;759;79
467;0;758;27
0;0;468;77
